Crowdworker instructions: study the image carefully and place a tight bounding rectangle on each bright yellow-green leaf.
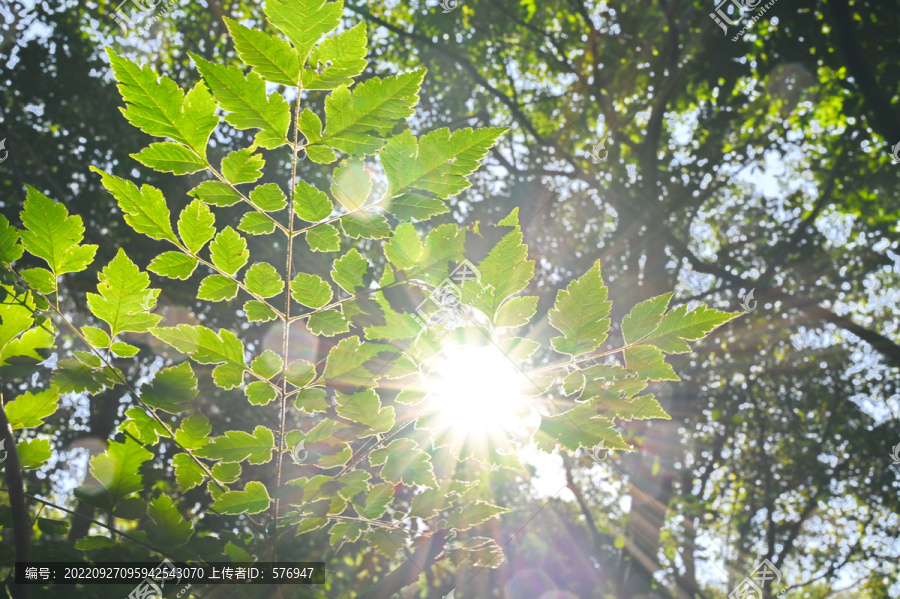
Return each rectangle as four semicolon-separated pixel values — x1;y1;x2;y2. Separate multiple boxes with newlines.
19;186;97;276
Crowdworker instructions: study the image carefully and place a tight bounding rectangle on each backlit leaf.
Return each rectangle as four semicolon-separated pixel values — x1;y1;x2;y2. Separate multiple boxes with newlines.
209;227;249;276
290;272;332;308
244;262;284;298
20;186;97;276
548;260;611;356
212;481;271;515
369;438;436;488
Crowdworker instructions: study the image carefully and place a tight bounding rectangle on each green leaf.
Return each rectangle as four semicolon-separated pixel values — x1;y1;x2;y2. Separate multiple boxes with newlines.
172;454;205;492
36;518;70;535
548;260;612;356
209;227;249;276
148;252;199;280
225;17;300;86
290;273;332;308
151;325;246;389
534;406;627;453
81;326;111;349
335;389;394;435
92;170;178;244
446;501;509;532
75;536;117;551
302;23;368;90
189;180;242;207
381;127;506;214
409;481;470;519
121;407;168;445
244;300;279;322
310;70;425;158
306;223;341;252
469;215;534;320
307;310;350;336
17;439;52;470
331;248;368;293
192;53;290;149
146;494;193;548
249;183;287;211
244;262;284;298
341;212;392;240
110;341;141;358
562;370;586;395
297;109;335;163
107;51;216;156
384;222;423;270
239;213;277;235
294;180;333;222
5;387;59;429
295;388;328;413
19;185;97;276
285;359;316;387
369;438;436;488
331;160;372;213
212;481;271;515
86;248;162;337
20;267;55;294
355;482;393;519
140;362;199;413
245;381;278;405
622;293;673;345
131;142;206;175
211;462;242;483
174;414;211;449
623;345;680;381
494;296;538;328
181;81;220;156
222;148;265;184
198;274;239;301
0;214;24;264
51;360;117;394
265;0;343;63
251;350;283;379
178;199;216;254
196;425;274;464
328;520;366;549
84;437;153;508
644;304;739;354
323;336;392;387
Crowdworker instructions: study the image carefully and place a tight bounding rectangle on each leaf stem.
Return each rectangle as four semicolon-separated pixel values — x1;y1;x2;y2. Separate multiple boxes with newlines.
273;83;304;563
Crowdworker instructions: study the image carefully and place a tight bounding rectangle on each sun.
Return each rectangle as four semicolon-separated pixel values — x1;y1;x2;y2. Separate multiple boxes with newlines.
426;342;533;439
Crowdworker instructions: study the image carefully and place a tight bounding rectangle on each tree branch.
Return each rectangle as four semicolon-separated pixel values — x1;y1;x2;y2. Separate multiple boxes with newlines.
358;529;449;599
0;399;30;599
